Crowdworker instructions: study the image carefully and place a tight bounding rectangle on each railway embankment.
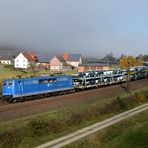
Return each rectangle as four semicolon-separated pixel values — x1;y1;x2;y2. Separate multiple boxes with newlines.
0;87;148;148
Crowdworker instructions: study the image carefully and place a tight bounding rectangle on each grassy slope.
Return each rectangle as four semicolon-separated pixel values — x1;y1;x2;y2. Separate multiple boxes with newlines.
106;117;148;148
66;108;148;148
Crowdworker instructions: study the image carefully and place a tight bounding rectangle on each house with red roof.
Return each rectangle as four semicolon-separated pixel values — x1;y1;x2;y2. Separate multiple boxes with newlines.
14;52;38;69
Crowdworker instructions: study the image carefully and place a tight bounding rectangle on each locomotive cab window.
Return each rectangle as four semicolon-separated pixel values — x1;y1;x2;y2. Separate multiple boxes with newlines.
8;82;12;86
3;81;7;86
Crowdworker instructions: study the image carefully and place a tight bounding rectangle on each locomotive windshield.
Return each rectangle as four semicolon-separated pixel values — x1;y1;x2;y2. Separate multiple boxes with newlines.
2;80;13;87
3;81;7;86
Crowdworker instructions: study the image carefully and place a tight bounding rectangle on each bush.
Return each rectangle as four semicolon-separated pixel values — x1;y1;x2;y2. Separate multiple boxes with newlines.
67;111;85;125
99;100;118;114
116;96;127;110
28;120;49;137
135;93;145;102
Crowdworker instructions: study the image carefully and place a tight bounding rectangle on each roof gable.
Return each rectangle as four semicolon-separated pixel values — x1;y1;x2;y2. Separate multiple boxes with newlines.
22;52;38;61
54;56;65;62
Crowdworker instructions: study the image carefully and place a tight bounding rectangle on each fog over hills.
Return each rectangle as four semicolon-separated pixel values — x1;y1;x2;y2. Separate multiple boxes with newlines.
0;0;148;58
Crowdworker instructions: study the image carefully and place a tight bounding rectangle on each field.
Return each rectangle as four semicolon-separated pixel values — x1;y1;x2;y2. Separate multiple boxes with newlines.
0;65;77;79
0;87;148;147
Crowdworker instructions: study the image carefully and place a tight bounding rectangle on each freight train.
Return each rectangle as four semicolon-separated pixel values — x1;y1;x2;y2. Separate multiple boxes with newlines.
1;66;148;103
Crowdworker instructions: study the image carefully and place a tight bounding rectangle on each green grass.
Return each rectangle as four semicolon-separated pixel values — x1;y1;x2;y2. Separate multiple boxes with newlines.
0;67;77;80
110;64;120;69
108;120;148;148
0;88;148;148
65;105;148;148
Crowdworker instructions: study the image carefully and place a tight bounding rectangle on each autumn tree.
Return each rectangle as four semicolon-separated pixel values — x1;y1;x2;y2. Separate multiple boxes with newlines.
119;55;135;91
135;57;143;66
119;55;135;69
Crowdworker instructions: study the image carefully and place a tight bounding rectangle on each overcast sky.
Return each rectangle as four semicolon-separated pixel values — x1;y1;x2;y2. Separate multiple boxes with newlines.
0;0;148;58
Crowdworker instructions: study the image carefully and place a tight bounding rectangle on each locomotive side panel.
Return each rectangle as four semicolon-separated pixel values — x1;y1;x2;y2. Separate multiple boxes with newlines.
12;75;73;98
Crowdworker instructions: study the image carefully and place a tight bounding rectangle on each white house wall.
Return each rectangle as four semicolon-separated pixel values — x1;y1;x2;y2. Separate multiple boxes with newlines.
67;57;82;67
14;53;28;69
50;65;63;71
67;61;79;67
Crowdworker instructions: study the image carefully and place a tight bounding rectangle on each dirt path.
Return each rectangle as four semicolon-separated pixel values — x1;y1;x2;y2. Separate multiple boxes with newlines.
0;78;147;121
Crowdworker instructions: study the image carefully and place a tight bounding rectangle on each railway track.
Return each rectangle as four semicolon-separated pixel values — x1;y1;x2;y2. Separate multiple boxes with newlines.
36;103;148;148
0;78;147;121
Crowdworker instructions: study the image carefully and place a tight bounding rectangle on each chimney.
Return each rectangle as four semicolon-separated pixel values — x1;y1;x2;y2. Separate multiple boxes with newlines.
63;53;69;61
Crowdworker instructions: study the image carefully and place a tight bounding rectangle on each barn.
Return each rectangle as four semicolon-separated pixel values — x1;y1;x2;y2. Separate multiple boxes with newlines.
77;63;110;72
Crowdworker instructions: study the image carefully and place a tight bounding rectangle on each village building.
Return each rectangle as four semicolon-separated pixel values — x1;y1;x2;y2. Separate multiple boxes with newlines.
36;54;51;69
50;56;73;71
63;53;82;67
14;52;38;69
77;63;110;72
0;49;21;65
0;56;13;65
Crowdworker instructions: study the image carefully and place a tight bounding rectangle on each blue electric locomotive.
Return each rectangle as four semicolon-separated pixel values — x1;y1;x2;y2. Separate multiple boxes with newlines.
2;75;73;102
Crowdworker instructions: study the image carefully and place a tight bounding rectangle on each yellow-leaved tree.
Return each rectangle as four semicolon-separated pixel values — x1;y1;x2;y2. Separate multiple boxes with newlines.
119;55;135;91
119;55;135;69
136;57;143;66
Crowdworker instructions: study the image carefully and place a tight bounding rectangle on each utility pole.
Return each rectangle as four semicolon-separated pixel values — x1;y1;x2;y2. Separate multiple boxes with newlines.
126;58;130;92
